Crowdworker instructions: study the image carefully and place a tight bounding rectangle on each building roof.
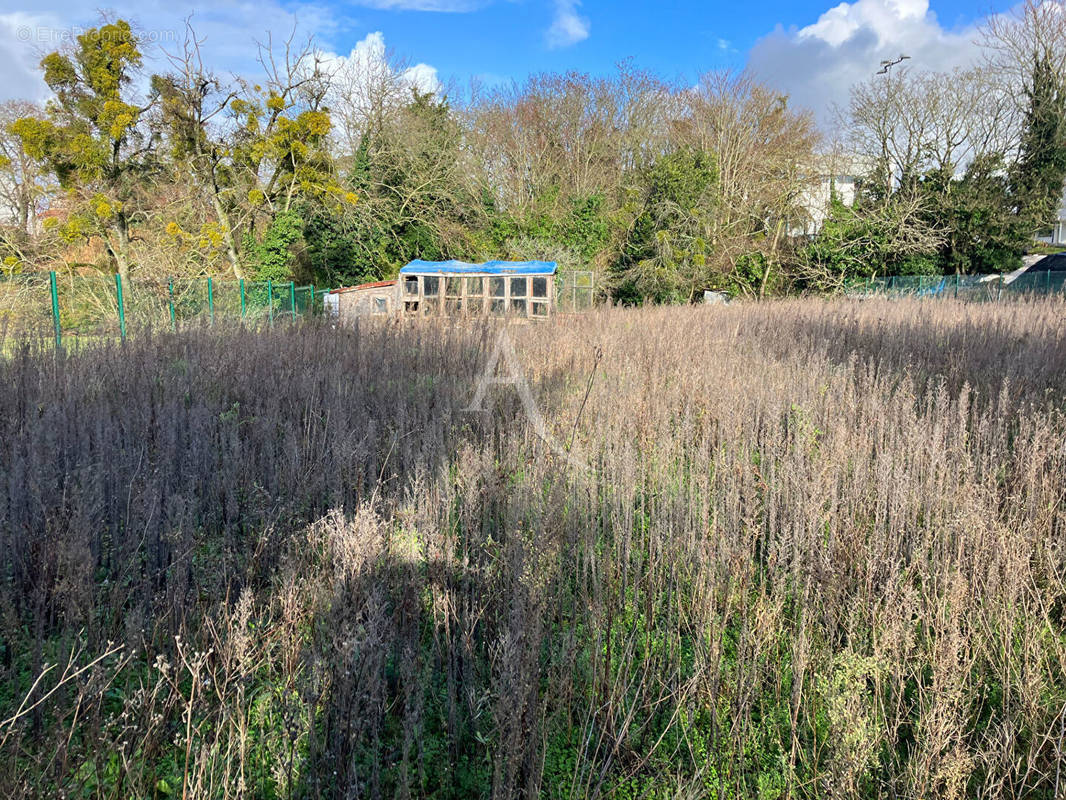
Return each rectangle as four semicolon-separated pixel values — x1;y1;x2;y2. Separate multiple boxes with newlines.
330;280;397;293
399;259;558;276
1026;253;1066;272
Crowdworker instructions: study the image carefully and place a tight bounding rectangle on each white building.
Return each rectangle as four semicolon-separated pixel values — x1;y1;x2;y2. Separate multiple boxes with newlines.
790;151;866;237
1040;187;1066;244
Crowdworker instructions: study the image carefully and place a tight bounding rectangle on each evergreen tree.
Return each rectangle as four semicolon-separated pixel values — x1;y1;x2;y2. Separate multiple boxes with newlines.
929;156;1029;274
1012;52;1066;234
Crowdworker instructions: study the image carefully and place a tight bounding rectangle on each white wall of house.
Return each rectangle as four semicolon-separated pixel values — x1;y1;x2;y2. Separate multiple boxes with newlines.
1052;191;1066;244
795;173;858;236
1035;184;1066;244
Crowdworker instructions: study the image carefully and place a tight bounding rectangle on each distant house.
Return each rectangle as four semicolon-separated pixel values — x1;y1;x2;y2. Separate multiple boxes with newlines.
792;154;864;236
1038;187;1066;244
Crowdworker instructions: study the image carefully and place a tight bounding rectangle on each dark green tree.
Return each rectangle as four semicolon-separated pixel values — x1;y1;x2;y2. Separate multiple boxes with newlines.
1011;52;1066;234
926;156;1028;274
611;147;718;303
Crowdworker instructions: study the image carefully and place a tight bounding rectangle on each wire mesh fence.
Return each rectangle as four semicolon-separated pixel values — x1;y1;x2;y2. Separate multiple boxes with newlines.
557;270;596;312
0;273;54;345
846;270;1066;301
0;273;319;349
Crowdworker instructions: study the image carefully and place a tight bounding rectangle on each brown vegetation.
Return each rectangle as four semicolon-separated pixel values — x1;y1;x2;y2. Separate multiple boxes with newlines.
1;298;1065;798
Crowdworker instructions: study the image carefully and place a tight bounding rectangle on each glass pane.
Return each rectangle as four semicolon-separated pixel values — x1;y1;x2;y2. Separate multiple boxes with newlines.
374;297;387;314
490;298;505;315
510;277;527;297
422;296;439;315
490;277;506;297
532;277;548;298
510;298;527;315
404;300;420;314
465;276;483;296
464;296;484;314
423;276;440;296
445;298;462;315
403;276;419;295
445;277;462;297
531;301;548;317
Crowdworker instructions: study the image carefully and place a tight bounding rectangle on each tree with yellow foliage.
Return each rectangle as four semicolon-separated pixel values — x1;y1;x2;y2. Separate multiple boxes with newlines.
12;20;158;280
153;24;353;279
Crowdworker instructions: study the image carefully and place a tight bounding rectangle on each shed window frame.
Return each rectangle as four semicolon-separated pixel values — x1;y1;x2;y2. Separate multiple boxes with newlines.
401;270;554;319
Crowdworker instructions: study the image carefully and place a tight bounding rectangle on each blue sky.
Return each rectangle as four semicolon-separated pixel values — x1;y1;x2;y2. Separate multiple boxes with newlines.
0;0;1019;119
347;0;1005;83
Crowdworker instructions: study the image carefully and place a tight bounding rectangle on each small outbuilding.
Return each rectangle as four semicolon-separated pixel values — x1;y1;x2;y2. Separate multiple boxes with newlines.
326;280;397;322
327;261;560;324
397;260;558;319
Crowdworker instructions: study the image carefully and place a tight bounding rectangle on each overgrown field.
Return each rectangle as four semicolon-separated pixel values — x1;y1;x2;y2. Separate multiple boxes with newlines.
2;299;1065;799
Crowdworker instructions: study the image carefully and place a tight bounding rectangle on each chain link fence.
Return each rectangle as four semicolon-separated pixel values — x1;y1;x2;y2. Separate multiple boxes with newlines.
0;273;319;349
846;270;1066;301
2;269;603;350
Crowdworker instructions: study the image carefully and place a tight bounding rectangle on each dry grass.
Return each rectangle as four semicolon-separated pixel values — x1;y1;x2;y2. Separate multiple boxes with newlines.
0;297;1064;799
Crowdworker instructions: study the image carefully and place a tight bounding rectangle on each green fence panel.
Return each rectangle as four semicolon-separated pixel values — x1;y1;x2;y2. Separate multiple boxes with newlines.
4;272;330;348
0;273;53;346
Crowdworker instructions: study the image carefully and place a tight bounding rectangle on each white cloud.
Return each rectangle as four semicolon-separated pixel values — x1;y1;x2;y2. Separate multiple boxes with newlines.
0;2;341;103
320;31;442;151
746;0;985;124
403;61;442;94
546;0;590;49
324;31;441;97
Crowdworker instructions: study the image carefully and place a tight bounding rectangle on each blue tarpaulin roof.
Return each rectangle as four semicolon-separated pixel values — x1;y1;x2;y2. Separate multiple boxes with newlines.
399;259;557;275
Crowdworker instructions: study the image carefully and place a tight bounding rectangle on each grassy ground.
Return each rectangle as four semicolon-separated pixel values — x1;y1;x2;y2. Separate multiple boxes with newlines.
1;298;1065;799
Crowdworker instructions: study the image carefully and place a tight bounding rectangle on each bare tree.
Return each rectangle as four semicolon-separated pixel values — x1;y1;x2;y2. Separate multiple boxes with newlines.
156;22;339;278
681;72;820;296
327;35;414;160
842;66;1018;191
0;101;48;236
981;0;1066;95
467;67;675;224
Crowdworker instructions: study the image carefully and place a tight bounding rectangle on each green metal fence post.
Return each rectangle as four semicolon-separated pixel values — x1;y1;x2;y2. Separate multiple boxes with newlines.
290;281;297;322
309;284;314;316
207;277;215;325
267;280;274;326
114;273;127;341
239;278;246;318
998;274;1003;302
168;279;176;331
49;271;62;349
